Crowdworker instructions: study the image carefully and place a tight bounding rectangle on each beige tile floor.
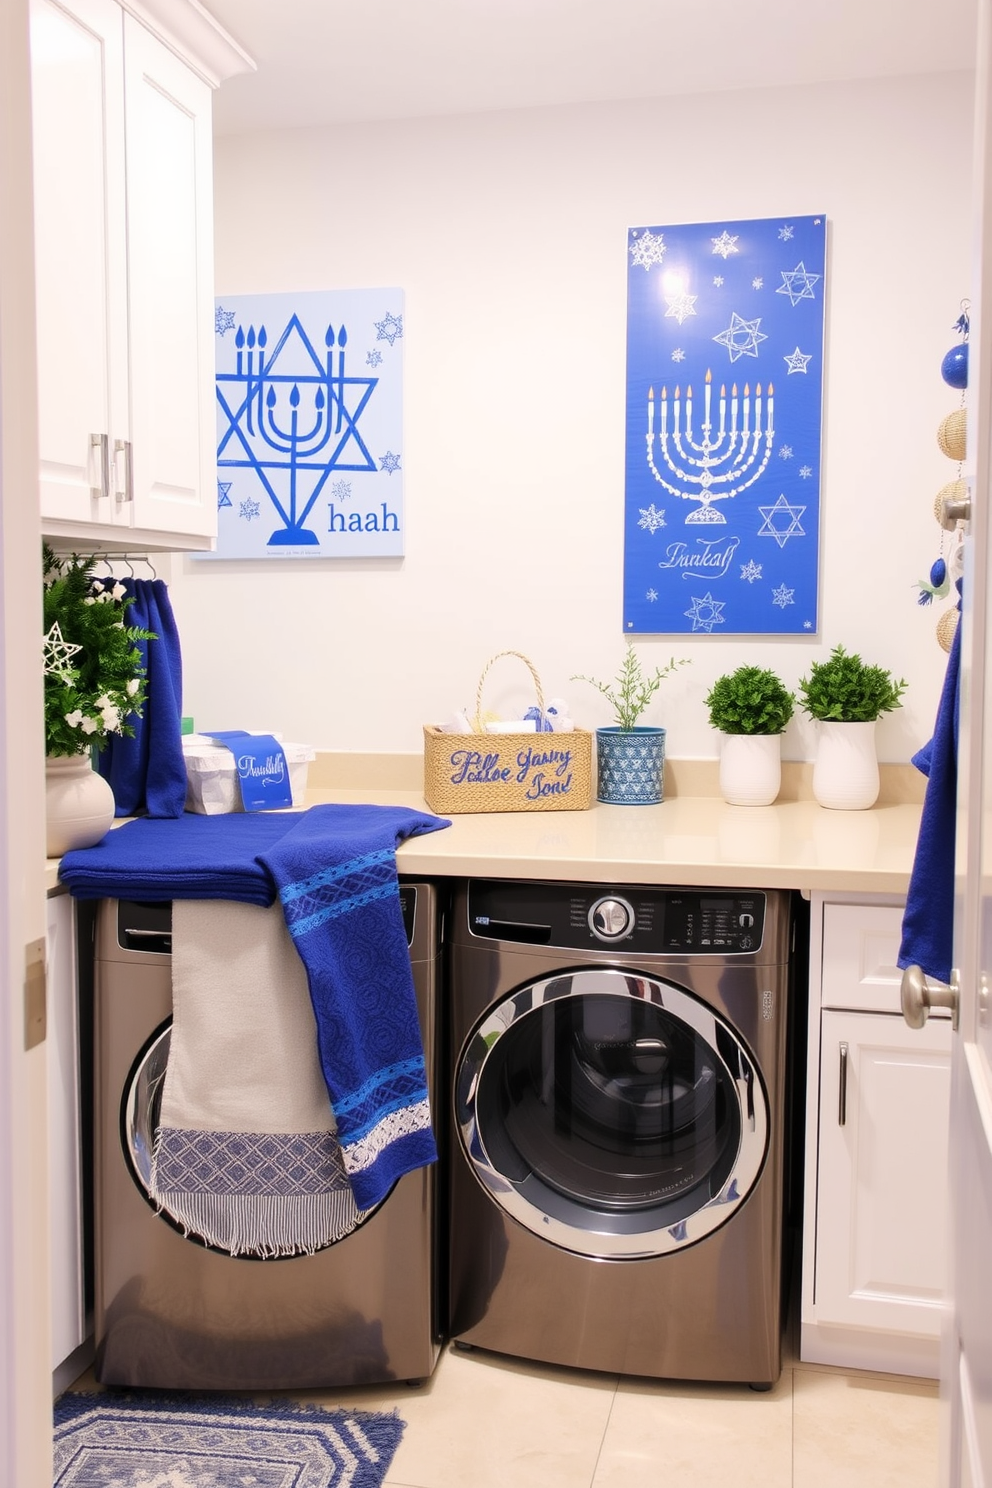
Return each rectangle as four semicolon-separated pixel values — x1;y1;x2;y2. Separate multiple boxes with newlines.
67;1300;940;1488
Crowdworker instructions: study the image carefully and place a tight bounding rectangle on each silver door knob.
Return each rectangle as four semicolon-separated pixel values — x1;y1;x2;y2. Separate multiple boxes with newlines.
940;492;971;530
900;964;959;1030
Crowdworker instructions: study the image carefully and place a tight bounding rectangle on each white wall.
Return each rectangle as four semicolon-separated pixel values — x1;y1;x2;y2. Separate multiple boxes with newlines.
167;70;975;762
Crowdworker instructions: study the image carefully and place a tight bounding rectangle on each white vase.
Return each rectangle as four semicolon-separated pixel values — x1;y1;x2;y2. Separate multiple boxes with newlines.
45;753;116;857
718;732;782;806
811;720;879;811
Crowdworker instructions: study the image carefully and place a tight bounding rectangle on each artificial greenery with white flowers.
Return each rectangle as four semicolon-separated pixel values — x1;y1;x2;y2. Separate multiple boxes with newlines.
42;545;154;757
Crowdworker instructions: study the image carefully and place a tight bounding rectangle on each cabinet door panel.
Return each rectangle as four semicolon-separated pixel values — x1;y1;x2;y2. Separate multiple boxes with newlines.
123;17;216;539
47;892;84;1369
31;0;128;525
821;903;912;1014
814;1009;951;1336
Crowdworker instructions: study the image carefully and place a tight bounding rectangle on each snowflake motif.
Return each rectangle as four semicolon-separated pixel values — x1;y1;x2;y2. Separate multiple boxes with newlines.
217;481;233;510
215;305;236;336
629;229;667;270
379;450;402;475
752;277;763;290
671;348;686;362
331;480;352;502
772;584;795;608
778;225;795;241
638;504;667;534
711;231;740;259
665;291;697;325
804;620;814;629
646;589;659;602
783;346;812;375
778;445;794;460
374;312;404;346
366;348;383;368
240;498;261;521
740;559;763;583
799;465;813;479
713;276;725;287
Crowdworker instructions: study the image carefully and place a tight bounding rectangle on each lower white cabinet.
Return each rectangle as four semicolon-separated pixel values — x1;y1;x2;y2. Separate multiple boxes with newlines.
47;890;87;1380
801;893;952;1377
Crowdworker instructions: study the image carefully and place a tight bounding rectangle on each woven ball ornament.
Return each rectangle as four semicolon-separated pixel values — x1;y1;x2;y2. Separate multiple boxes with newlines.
934;477;969;525
937;408;967;462
941;342;969;389
936;606;959;653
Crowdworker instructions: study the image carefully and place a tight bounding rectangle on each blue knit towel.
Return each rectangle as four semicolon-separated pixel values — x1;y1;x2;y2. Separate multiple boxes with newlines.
257;804;448;1209
898;602;961;985
97;578;187;818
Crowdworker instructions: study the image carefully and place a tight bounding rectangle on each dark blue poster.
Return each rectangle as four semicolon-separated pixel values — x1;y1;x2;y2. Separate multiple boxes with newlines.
623;215;826;635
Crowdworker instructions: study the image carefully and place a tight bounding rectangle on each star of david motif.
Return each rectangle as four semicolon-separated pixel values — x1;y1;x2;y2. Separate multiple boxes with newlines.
215;304;236;335
374;312;403;346
665;291;697;325
217;481;233;509
43;622;82;680
776;261;821;306
216;312;381;547
757;494;806;547
379;450;401;475
772;584;795;608
713;313;767;362
711;231;740;259
684;592;726;633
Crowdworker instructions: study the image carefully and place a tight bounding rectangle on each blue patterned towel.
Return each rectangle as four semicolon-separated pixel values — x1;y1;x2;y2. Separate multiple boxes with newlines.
257;804;448;1210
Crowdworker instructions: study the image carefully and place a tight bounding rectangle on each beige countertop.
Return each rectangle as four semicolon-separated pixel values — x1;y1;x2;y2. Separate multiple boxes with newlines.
46;754;925;897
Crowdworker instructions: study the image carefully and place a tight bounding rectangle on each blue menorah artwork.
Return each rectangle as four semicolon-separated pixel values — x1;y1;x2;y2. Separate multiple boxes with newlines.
623;216;826;634
204;287;404;560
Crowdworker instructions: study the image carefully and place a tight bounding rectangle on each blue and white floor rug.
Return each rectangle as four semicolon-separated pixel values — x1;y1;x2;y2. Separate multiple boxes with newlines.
53;1389;406;1488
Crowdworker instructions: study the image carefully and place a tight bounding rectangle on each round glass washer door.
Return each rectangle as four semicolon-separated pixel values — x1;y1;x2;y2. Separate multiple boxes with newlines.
455;968;768;1259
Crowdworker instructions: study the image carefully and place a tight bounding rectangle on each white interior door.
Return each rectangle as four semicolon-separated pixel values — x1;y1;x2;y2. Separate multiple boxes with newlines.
945;2;992;1483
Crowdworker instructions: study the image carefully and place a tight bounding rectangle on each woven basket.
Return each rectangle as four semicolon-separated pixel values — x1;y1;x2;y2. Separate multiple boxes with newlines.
423;651;593;814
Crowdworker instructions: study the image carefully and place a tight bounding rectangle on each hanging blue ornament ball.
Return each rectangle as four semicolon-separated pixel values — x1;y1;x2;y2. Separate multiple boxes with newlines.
930;557;947;587
941;342;969;389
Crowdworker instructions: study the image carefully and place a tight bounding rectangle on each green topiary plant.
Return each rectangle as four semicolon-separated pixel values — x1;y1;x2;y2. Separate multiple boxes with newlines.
798;644;906;722
572;643;689;731
705;665;795;736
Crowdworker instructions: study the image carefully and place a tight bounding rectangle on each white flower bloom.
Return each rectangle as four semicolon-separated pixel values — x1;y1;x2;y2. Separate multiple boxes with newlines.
98;591;112;603
84;596;96;606
126;678;140;696
111;582;126;601
64;709;85;728
80;716;99;735
95;694;112;709
91;580;104;594
100;705;120;731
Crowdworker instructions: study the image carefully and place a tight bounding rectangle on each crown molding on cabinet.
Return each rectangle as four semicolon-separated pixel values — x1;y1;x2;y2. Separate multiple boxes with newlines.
121;0;255;87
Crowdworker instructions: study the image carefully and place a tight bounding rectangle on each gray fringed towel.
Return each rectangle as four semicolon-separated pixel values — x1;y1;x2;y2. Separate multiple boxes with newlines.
150;898;367;1256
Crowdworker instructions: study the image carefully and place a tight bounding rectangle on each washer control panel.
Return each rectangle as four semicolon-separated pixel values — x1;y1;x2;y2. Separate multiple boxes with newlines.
466;880;767;955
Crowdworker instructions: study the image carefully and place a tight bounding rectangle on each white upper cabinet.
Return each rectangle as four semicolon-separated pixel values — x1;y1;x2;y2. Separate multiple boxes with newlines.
30;0;252;551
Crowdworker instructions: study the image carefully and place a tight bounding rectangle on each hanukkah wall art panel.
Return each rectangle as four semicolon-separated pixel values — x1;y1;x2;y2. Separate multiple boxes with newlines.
623;216;826;635
206;288;404;560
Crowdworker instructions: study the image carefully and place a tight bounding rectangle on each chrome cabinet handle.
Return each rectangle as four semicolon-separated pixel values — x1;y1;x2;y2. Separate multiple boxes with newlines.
90;432;110;499
114;438;133;503
900;964;960;1031
838;1041;849;1126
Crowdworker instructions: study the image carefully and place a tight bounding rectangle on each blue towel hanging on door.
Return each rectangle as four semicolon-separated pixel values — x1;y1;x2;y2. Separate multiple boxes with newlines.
97;577;186;818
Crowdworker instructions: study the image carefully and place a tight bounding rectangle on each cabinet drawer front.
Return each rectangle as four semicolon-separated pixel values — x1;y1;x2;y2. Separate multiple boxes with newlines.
821;903;909;1013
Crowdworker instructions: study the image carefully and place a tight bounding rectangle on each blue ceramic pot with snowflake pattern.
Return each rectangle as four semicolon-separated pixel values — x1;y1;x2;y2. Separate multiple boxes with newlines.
596;727;666;805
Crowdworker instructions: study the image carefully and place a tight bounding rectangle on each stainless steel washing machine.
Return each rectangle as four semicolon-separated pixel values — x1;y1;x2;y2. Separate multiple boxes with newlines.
94;881;443;1390
448;879;792;1387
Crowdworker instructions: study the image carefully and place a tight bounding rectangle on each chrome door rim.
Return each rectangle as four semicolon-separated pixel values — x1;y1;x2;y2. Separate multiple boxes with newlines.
456;968;769;1259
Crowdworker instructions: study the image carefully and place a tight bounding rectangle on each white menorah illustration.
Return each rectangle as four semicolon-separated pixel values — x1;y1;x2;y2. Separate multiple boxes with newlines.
645;370;775;524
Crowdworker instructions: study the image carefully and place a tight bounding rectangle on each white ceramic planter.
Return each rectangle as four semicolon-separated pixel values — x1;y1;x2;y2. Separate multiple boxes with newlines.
811;720;879;811
718;732;782;807
45;753;116;857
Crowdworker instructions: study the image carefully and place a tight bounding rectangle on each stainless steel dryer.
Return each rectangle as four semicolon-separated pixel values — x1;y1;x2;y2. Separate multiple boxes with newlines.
94;881;443;1391
448;879;792;1388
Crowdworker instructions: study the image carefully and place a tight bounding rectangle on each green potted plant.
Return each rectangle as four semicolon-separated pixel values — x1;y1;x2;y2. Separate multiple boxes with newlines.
42;545;153;854
572;644;688;804
797;644;907;810
704;665;795;806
